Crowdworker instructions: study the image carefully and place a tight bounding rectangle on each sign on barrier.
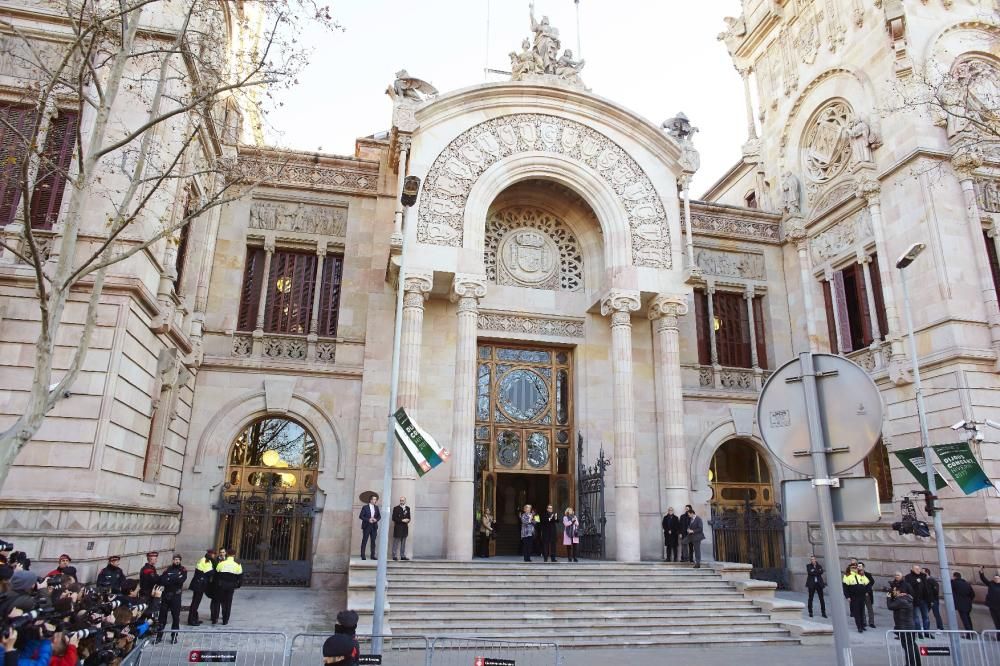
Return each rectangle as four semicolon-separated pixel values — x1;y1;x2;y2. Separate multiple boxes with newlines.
189;651;238;662
884;629;986;666
430;637;557;666
475;659;515;666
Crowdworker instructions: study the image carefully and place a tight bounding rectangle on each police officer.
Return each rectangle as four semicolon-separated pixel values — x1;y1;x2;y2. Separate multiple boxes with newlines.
139;551;159;598
187;549;216;626
156;554;187;643
96;555;125;593
210;548;243;626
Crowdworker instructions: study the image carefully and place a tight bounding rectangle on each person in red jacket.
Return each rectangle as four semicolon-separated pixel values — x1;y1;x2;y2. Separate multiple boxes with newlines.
44;555;76;582
48;633;78;666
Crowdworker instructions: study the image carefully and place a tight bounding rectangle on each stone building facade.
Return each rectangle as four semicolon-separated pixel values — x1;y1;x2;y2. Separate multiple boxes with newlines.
0;0;997;595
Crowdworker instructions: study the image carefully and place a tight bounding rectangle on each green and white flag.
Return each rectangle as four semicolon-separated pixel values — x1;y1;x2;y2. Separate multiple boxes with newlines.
894;447;949;492
394;407;450;477
933;442;995;495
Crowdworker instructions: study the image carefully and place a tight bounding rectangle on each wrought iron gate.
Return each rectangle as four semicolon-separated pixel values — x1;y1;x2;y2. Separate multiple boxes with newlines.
709;497;787;587
215;476;317;586
576;435;608;560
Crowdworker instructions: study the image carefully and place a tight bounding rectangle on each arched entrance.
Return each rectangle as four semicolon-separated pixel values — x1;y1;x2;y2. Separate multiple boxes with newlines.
216;416;319;586
708;438;787;586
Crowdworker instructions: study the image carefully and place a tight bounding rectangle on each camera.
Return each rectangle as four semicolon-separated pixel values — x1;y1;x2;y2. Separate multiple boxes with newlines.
67;627;99;641
0;540;14;552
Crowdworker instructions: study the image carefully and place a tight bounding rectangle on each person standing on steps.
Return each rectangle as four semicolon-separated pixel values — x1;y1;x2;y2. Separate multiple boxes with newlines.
858;562;876;629
805;555;827;618
678;504;693;562
210;548;243;626
478;509;495;558
979;566;1000;630
359;494;381;561
683;507;705;568
391;496;411;561
187;549;216;626
950;572;975;631
520;504;536;562
661;507;679;563
540;504;559;562
563;508;580;562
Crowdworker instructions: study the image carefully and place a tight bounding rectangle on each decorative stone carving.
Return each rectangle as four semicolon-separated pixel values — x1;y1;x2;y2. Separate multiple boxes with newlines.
855;178;881;205
938;59;1000;140
485;207;583;291
232;334;252;357
809;209;874;263
387;69;438;102
884;0;912;76
824;0;846;52
693;248;766;280
600;290;641;326
698;366;714;387
682;210;780;243
648;295;688;331
662;112;700;174
813;179;859;214
263;334;307;361
975;179;1000;213
451;275;488;309
852;0;865;27
717;15;746;57
508;5;586;89
951;150;984;180
529;3;561;72
238;156;377;194
802;100;852;184
781;171;802;215
510;39;543;80
848;116;882;165
417;113;671;268
795;5;820;64
477;311;585;338
249;201;347;236
719;367;755;391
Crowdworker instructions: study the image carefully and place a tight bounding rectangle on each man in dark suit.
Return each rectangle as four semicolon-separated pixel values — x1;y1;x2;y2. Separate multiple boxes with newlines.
678;504;693;562
359;494;381;560
806;555;827;618
951;571;975;631
391;497;411;561
683;507;705;568
661;508;680;562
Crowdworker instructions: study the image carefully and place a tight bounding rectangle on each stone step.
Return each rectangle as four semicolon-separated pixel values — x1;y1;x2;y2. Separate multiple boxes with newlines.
384;581;736;592
386;573;724;583
389;601;760;613
386;590;745;602
409;625;794;640
391;614;778;629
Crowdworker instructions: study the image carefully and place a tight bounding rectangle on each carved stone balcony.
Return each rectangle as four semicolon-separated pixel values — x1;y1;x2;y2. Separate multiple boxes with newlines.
689;364;770;393
846;343;888;374
232;332;338;364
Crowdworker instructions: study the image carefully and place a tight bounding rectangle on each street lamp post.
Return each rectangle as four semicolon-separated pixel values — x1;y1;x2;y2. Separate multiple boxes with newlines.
896;242;962;646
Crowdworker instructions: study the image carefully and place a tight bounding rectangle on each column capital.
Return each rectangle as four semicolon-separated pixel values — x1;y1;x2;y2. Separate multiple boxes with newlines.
451;274;487;304
600;289;641;320
856;247;871;265
316;240;328;256
677;173;693;191
951;149;983;180
263;234;276;253
403;272;434;295
743;284;756;300
649;294;688;322
781;214;806;242
855;178;881;205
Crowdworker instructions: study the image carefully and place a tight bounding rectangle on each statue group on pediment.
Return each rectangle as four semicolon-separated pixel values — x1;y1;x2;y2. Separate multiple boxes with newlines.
509;3;586;88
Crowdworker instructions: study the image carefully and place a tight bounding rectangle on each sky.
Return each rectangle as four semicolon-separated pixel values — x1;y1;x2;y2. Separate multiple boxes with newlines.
267;0;747;194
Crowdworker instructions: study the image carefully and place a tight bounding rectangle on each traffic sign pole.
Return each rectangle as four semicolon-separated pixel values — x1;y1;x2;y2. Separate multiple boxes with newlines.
798;351;853;666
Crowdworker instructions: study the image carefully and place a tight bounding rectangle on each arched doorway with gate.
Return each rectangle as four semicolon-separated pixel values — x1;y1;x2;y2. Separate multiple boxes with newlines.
216;416;319;586
708;438;787;587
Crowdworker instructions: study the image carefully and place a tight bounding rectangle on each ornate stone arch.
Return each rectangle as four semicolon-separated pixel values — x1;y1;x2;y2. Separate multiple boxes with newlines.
689;417;787;504
416;113;671;269
193;389;345;483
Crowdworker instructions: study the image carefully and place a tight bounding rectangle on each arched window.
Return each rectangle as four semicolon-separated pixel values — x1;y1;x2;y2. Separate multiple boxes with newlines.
709;438;773;507
226;416;319;492
863;437;893;502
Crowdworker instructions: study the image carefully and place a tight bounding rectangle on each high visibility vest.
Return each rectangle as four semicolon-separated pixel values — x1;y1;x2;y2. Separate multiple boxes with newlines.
216;557;243;574
196;558;214;573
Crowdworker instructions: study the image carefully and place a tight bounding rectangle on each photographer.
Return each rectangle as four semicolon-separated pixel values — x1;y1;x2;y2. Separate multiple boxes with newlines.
48;632;78;666
43;558;75;584
887;584;921;666
155;555;186;643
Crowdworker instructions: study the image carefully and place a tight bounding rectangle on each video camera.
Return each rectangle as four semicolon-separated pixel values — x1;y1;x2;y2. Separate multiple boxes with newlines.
891;497;931;538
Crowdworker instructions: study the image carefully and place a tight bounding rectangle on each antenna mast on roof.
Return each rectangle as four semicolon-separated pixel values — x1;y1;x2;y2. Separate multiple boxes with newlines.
575;0;581;58
484;0;491;80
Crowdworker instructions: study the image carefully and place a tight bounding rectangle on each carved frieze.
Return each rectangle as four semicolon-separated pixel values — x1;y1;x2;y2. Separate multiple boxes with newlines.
794;2;820;64
249;201;347;237
485;207;583;291
239;156;377;195
477;311;585;338
809;209;874;263
693;248;766;280
417;113;671;268
683;210;780;243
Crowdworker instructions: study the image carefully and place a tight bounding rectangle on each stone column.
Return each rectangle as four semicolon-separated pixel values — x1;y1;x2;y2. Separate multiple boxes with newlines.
824;269;847;353
785;217;820;352
307;241;327;360
856;179;909;383
739;67;758;141
600;289;642;562
680;174;696;273
649;295;690;515
446;275;487;560
858;251;882;342
392;272;433;550
953;153;1000;370
391;138;411;244
705;282;719;365
251;235;275;356
744;286;759;369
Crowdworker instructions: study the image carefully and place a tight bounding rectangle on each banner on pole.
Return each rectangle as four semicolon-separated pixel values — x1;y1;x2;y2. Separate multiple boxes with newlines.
394;407;449;477
893;447;949;492
932;442;995;495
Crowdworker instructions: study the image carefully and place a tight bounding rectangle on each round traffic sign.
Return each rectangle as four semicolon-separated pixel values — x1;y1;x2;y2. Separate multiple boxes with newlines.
756;353;884;476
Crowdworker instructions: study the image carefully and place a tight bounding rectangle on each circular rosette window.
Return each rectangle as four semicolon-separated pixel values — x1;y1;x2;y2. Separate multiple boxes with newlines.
496;430;521;468
497;369;550;422
526;432;550;469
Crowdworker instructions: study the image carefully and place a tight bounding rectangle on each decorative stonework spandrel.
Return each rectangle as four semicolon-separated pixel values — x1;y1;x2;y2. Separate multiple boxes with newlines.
417;113;671;268
693;247;766;280
485;207;583;291
477;311;585;338
250;201;347;237
809;208;874;263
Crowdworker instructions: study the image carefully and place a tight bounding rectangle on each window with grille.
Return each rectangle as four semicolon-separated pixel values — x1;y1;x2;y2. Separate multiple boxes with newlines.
236;247;344;336
822;254;888;354
0;104;79;230
863;437;893;502
694;289;768;369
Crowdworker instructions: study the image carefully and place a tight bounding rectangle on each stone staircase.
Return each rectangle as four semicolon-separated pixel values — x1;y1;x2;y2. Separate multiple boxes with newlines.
347;559;832;647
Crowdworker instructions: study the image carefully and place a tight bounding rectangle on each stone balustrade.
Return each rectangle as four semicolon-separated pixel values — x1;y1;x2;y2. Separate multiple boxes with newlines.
690;364;770;392
231;332;339;364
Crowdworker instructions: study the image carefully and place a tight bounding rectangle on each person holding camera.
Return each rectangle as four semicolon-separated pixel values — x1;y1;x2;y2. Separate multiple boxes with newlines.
44;556;75;583
96;556;125;594
979;566;1000;630
48;631;78;666
210;549;243;626
187;549;216;626
887;584;922;666
562;508;580;562
156;554;187;643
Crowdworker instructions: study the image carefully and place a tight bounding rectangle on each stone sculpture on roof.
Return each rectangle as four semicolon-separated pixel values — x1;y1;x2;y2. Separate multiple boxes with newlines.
510;2;587;90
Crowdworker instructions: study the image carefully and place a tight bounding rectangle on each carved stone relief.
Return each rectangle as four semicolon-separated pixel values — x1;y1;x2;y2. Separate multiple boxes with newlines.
238;157;377;194
976;178;1000;213
693;247;766;280
417;113;671;268
682;210;781;243
795;2;820;64
824;0;846;52
809;208;874;263
485;207;583;291
477;311;585;338
802;100;853;185
249;201;347;236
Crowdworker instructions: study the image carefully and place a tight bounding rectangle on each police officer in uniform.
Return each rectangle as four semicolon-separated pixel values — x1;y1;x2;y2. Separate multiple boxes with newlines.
139;551;159;598
96;555;125;593
187;549;216;626
210;548;243;625
156;554;187;643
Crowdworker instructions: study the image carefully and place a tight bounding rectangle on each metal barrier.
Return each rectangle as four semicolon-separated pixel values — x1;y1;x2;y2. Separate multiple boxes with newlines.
428;636;561;666
982;630;999;665
884;629;986;666
290;633;429;666
129;629;290;666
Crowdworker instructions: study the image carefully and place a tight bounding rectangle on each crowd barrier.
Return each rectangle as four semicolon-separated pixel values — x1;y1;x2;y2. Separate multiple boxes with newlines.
884;629;990;666
120;630;562;666
982;630;999;665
